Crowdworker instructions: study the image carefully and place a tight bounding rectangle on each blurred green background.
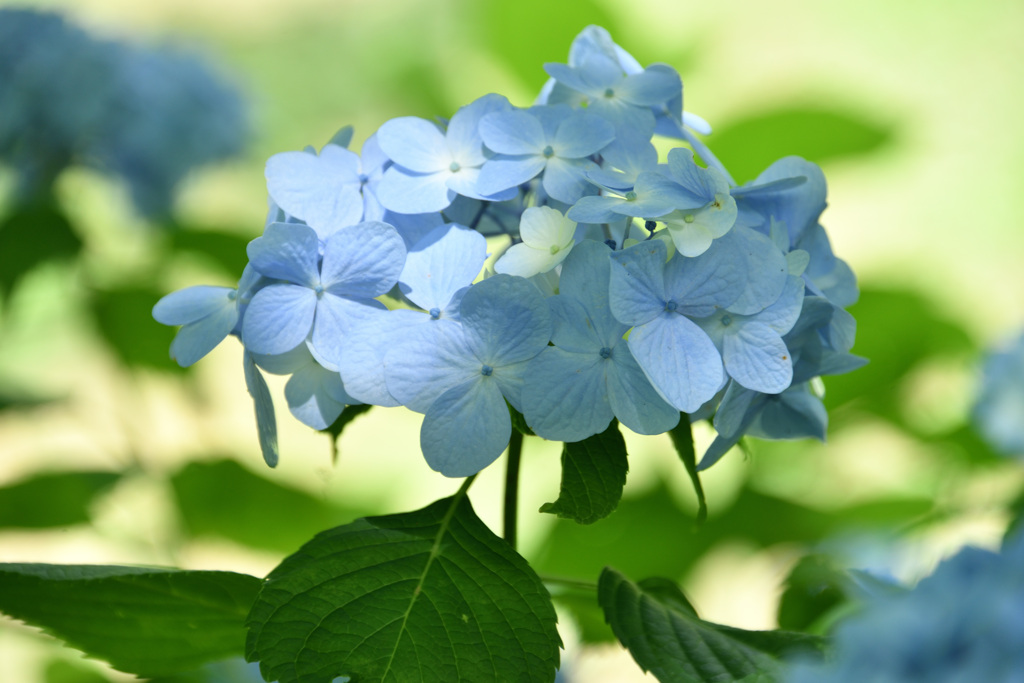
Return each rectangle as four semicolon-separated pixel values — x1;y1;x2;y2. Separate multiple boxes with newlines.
1;0;1023;680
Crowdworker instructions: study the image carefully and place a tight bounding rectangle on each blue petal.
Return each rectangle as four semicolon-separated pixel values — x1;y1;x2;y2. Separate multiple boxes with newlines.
153;285;235;325
608;240;668;326
376;166;455;214
169;303;238;367
523;347;611;442
552;110;615;158
749;385;827;440
285;361;346;430
384;318;480;413
246;222;320;286
310;293;386;369
446;93;511;167
264;146;363;237
376;116;449;173
605;345;680;435
718;226;789;315
618;64;682;107
566;195;623;224
541;157;594;204
446;166;518;202
460;274;551;365
755;275;805;334
479;110;546;155
663;242;746;317
712;381;761;438
336;308;420;407
241;284;316;355
723;321;793;394
627;314;724;413
399;223;487;311
243;352;278;467
555;240;624;347
320;221;406;298
476;155;546;196
420;377;511;477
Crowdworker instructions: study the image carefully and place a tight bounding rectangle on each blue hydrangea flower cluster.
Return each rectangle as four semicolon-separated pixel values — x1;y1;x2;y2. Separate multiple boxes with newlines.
786;529;1024;683
154;26;864;476
973;330;1024;456
0;8;246;218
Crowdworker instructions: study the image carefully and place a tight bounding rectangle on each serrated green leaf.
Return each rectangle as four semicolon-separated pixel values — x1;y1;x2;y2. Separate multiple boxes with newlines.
245;493;561;683
540;421;628;524
170;459;373;553
0;470;120;529
668;414;707;523
599;568;825;683
0;564;261;677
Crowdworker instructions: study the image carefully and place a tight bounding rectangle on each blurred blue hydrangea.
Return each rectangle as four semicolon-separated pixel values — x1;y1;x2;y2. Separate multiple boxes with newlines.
787;529;1024;683
0;8;246;218
973;330;1024;456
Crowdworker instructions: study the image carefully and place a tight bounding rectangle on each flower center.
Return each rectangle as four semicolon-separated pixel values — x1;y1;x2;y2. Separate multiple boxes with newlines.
542;145;554;158
624;191;637;201
603;87;615;98
721;314;732;326
227;290;237;301
599;347;613;359
664;300;678;313
481;364;494;377
683;214;695;224
429;307;441;320
449;161;461;173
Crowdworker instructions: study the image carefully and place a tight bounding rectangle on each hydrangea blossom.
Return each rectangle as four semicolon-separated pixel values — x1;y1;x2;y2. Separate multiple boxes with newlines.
154;24;862;477
786;530;1024;683
0;8;246;217
973;330;1024;456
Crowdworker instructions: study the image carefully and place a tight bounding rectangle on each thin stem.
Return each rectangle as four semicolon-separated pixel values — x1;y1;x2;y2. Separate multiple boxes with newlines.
503;430;523;551
540;575;598;592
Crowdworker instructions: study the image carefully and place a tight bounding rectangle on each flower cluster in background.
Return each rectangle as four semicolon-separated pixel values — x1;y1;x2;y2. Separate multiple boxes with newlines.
973;330;1024;457
787;528;1024;683
154;25;865;477
0;8;247;219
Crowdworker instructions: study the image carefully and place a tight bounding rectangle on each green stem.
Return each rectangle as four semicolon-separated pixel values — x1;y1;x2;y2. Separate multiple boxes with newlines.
539;575;598;592
668;413;708;524
503;430;523;550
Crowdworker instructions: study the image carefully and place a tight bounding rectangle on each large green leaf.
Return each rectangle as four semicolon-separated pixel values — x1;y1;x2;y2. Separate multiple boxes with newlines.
0;470;120;529
246;493;561;683
0;564;260;677
599;569;824;683
170;459;373;553
540;421;628;524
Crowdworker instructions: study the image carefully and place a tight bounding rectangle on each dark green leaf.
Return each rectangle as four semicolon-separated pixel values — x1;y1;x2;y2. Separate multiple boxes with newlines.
668;414;707;523
540;421;628;524
708;107;893;184
777;555;850;632
0;202;81;300
168;228;252;278
91;287;184;372
246;493;561;683
599;569;824;683
0;564;260;677
0;470;120;529
170;459;372;553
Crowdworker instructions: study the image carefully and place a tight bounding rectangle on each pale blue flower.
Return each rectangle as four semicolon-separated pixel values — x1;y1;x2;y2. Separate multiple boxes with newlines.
241;221;406;367
252;344;357;431
264;144;364;239
375;94;516;214
493;206;577;278
382;274;552;477
522;241;679;441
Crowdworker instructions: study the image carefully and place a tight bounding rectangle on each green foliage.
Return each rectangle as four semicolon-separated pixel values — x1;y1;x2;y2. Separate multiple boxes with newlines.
668;414;707;523
540;421;628;524
245;492;561;683
0;470;120;529
0;564;260;678
708;107;892;183
171;459;373;554
508;404;536;437
168;227;253;279
599;568;825;683
44;659;112;683
91;286;184;372
0;202;81;301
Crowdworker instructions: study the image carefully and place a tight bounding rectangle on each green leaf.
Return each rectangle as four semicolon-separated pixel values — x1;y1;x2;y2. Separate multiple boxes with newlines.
168;228;252;278
668;414;707;523
0;564;261;677
599;569;824;683
170;459;373;553
246;492;561;683
0;202;82;301
0;470;120;529
508;403;535;436
44;658;113;683
91;286;184;372
707;106;893;184
540;421;628;524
